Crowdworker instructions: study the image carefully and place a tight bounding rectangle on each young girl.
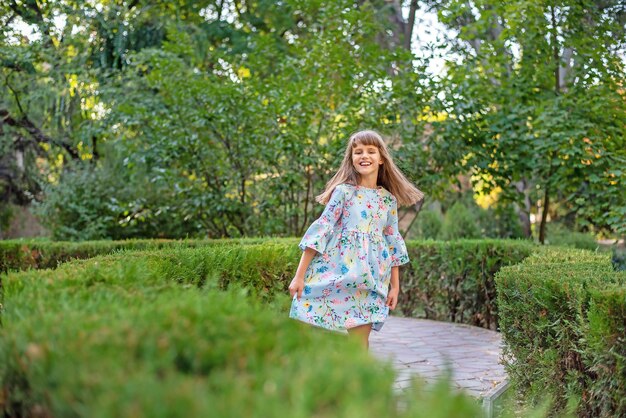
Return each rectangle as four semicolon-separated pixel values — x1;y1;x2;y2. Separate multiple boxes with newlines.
288;130;424;349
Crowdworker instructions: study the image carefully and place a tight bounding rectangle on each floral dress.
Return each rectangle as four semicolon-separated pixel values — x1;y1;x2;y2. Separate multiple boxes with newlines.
289;183;409;332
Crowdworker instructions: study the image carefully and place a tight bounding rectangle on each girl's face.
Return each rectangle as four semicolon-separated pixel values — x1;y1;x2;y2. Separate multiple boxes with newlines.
352;143;383;177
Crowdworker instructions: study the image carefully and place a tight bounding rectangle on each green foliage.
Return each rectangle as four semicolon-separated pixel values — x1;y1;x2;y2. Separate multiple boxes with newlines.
496;248;626;417
0;245;484;417
0;237;292;273
33;163;116;241
417;195;524;241
3;0;624;241
0;204;13;236
1;0;434;240
431;0;626;236
545;223;598;251
399;239;535;330
411;209;443;239
33;156;213;240
440;201;481;240
478;203;525;240
82;0;430;239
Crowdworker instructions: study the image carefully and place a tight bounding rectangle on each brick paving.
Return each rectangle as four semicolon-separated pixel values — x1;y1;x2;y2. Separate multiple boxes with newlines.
369;316;507;399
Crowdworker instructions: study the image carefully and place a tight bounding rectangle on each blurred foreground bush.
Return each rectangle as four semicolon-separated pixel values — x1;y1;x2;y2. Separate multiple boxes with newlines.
0;246;484;417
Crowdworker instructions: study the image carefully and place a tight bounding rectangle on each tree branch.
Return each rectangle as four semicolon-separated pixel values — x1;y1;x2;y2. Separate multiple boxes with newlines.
1;108;80;160
4;72;25;115
405;0;419;50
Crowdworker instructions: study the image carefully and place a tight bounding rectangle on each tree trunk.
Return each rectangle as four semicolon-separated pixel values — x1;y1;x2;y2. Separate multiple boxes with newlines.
513;179;532;238
550;5;561;95
405;0;419;51
363;0;420;53
539;184;550;244
299;169;313;236
539;161;556;245
538;5;561;245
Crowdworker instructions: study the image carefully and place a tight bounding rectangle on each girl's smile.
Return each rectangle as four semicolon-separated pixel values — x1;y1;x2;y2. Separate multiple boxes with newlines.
352;144;382;178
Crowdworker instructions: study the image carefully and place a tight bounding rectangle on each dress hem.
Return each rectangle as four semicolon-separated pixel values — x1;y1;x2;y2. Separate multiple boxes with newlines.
289;314;385;333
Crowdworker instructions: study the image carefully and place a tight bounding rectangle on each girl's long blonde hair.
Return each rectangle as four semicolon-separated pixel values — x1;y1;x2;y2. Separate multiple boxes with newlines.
317;130;424;206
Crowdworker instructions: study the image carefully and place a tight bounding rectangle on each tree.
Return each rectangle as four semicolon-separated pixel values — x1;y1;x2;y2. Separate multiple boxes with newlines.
3;0;433;239
427;0;626;240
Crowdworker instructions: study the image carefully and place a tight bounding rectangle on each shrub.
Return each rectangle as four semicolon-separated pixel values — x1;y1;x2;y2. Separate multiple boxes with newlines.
3;238;610;416
0;204;14;237
480;204;525;239
400;239;535;329
411;209;442;239
0;247;483;417
545;223;598;250
0;237;292;273
33;163;117;241
496;247;626;417
440;202;480;240
2;238;537;332
32;161;204;241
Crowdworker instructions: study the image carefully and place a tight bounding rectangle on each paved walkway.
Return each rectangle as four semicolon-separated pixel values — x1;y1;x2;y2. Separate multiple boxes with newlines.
369;316;507;399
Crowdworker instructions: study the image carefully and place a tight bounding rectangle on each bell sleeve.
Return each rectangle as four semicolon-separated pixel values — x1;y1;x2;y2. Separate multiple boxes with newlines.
298;185;346;254
383;197;409;267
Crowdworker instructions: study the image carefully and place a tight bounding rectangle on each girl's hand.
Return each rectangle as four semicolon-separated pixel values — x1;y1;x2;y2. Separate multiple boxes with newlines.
386;287;399;310
288;276;305;300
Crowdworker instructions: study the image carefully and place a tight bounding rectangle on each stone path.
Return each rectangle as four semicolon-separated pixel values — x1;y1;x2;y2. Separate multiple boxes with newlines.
369;316;507;400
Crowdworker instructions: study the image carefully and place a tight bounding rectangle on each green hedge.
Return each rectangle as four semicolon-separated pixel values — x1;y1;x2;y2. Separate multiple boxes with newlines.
496;248;626;417
6;238;618;416
544;223;598;251
2;238;538;331
0;245;482;417
400;239;535;330
0;238;295;273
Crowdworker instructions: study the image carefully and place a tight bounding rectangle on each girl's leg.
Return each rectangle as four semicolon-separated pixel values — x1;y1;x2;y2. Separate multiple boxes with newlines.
347;323;373;350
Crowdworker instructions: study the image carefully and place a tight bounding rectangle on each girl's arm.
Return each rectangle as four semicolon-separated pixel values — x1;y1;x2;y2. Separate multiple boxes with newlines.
289;247;317;300
291;185;346;300
383;196;408;312
387;266;400;310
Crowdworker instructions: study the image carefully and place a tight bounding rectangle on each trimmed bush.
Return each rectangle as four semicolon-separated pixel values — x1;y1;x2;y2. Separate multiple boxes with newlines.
400;239;535;330
586;286;626;416
440;202;480;240
0;237;295;273
2;237;543;332
545;223;598;251
6;238;617;416
410;210;442;239
0;246;483;417
496;247;626;417
2;238;538;331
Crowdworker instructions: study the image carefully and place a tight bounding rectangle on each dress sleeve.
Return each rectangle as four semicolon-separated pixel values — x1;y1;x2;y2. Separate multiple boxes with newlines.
298;185;346;254
383;197;409;266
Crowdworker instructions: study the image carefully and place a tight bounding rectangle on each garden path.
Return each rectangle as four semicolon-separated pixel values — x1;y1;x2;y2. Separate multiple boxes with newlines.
369;316;508;403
